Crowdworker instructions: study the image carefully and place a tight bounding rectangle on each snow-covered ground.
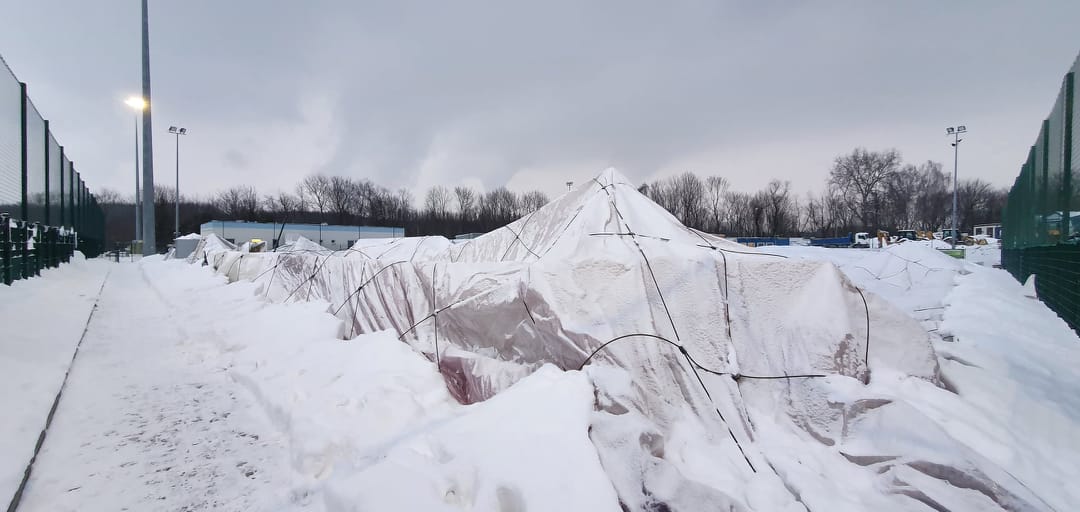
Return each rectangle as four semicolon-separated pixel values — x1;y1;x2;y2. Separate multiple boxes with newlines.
0;255;109;505
141;258;622;511
2;174;1077;511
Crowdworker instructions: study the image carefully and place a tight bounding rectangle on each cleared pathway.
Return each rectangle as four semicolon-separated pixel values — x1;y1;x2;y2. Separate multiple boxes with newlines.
17;263;296;511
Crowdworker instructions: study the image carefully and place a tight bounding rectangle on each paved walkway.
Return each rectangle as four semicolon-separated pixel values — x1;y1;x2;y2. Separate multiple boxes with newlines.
18;263;295;511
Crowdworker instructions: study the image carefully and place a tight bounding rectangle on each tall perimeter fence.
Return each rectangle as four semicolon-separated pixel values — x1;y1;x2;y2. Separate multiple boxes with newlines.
1002;52;1080;334
0;55;104;285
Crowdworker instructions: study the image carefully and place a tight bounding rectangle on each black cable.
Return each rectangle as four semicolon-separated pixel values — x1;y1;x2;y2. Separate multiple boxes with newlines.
223;253;244;281
501;211;542;261
282;254;332;302
250;261;281;282
521;267;537;325
330;260;411;315
576;333;827;381
408;236;432;261
589;232;671;242
855;286;871;383
595;181;681;341
680;350;756;473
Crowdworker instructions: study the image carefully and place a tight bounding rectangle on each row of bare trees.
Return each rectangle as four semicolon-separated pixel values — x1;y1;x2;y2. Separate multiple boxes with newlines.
95;176;551;248
95;147;1006;249
638;148;1007;237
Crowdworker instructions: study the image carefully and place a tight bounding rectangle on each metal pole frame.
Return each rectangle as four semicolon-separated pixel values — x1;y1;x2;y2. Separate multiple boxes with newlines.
175;130;179;239
140;0;157;255
58;146;65;229
19;82;27;222
1063;72;1074;241
135;115;141;245
43;120;50;225
951;131;959;249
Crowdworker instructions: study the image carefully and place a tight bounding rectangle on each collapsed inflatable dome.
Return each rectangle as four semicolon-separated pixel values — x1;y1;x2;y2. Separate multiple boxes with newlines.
187;169;1052;511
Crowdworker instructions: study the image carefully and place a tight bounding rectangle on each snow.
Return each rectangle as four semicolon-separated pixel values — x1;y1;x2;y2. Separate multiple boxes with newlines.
0;254;108;505
176;169;1075;510
4;169;1077;511
15;260;296;511
764;242;1079;511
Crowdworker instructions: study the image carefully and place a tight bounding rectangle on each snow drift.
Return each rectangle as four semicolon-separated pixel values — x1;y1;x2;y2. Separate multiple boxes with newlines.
185;169;1053;511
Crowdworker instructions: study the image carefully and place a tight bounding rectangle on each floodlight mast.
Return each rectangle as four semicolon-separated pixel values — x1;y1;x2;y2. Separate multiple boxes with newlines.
168;126;187;239
946;125;967;249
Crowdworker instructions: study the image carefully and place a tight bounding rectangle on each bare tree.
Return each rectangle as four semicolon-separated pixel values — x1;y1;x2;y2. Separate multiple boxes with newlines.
829;148;901;229
215;185;260;221
479;187;519;229
454;186;477;223
956;179;996;232
300;174;331;219
423;185;452;218
519;190;549;214
327;176;358;223
881;164;919;230
95;187;128;204
914;161;950;231
264;191;301;220
705;176;729;233
763;180;796;236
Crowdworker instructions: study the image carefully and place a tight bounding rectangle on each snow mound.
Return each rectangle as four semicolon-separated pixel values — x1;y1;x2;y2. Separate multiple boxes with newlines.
275;236;330;255
350;236;451;261
185;233;235;265
185;169;1054;511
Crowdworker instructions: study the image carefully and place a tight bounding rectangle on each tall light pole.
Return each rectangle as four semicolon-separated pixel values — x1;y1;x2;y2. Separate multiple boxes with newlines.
168;126;187;239
140;0;157;255
946;125;967;249
125;97;146;246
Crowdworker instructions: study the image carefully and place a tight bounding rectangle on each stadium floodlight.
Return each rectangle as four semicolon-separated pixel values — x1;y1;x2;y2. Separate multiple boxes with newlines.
168;126;188;239
946;125;968;250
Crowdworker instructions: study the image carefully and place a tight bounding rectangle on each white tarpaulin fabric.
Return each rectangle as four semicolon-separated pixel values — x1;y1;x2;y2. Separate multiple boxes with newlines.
185;169;1051;511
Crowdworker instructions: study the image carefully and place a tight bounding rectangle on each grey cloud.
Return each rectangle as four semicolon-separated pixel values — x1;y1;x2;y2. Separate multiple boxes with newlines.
2;1;1079;200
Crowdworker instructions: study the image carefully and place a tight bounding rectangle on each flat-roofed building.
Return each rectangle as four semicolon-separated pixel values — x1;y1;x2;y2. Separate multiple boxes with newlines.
198;220;404;250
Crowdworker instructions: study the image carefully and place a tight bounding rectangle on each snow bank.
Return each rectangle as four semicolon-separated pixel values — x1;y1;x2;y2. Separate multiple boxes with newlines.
0;259;110;503
143;259;620;511
175;169;1068;511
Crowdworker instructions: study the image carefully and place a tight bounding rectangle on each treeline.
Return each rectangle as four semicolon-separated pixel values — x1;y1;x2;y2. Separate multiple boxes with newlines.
96;175;551;249
96;147;1007;250
640;148;1006;237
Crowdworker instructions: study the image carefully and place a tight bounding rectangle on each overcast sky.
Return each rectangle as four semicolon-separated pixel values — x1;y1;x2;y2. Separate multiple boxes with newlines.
2;1;1079;202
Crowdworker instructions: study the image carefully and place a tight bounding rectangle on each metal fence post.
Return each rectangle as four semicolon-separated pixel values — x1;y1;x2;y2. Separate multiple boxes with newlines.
32;222;41;276
20;220;30;280
1;214;10;285
1063;71;1074;240
20;83;28;222
51;227;59;268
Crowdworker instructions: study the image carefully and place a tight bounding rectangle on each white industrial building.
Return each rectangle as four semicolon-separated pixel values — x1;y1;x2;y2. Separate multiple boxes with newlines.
199;220;404;250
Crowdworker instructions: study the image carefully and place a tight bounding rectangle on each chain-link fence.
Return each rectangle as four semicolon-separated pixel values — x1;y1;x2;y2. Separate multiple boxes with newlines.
0;54;105;284
1002;52;1080;333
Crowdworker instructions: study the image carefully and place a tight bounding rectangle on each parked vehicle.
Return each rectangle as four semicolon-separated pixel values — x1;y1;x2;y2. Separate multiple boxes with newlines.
896;229;918;241
808;232;870;248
